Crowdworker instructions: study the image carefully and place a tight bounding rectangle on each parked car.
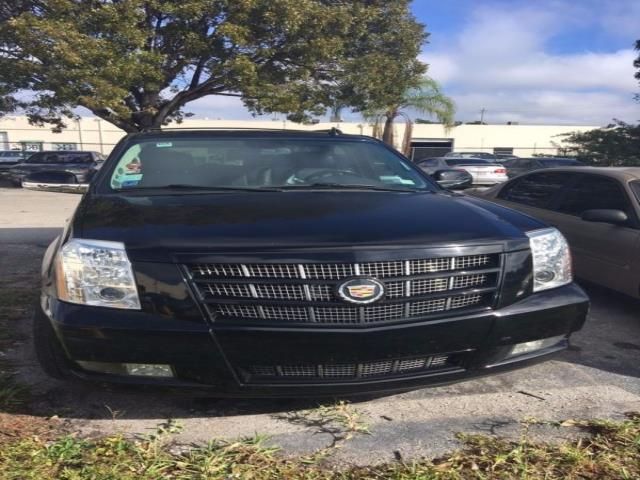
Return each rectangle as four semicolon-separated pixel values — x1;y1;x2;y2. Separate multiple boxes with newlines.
494;153;518;162
503;157;585;178
471;167;640;299
416;157;508;185
0;150;28;165
32;129;588;396
444;151;497;160
3;150;105;186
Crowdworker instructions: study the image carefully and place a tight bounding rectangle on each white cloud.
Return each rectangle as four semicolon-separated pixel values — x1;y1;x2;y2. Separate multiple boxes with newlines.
422;1;639;125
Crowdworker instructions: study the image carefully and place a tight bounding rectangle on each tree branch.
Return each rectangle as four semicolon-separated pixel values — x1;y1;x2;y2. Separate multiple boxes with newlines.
151;80;238;127
189;57;207;90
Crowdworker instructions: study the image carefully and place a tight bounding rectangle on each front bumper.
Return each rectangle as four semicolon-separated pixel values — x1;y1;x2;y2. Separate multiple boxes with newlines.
43;283;588;397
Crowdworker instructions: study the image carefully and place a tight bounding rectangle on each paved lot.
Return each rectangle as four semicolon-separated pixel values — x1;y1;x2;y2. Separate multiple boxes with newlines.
1;187;640;464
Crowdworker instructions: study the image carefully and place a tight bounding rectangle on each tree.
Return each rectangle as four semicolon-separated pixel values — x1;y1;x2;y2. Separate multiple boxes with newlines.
0;0;427;132
561;120;640;166
634;39;640;102
367;77;455;155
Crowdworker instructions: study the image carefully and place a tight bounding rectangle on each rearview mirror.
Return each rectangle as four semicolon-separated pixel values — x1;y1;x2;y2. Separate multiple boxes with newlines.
430;169;473;190
21;171;89;194
581;209;628;225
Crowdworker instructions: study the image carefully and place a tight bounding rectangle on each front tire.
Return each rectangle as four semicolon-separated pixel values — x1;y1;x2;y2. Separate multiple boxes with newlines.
33;305;72;379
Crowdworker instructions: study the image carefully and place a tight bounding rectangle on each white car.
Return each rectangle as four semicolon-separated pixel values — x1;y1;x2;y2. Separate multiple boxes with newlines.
415;157;508;185
0;151;27;165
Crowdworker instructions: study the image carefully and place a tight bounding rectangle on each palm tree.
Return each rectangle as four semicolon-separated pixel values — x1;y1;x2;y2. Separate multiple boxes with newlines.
368;77;455;156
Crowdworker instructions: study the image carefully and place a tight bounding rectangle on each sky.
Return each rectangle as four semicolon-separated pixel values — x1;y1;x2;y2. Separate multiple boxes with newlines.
188;0;640;126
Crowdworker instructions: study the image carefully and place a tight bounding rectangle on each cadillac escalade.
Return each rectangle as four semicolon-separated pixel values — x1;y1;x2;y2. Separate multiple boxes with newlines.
34;129;589;396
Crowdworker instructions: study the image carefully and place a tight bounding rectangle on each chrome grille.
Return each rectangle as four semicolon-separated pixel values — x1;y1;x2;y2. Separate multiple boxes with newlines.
411;277;449;295
385;282;405;298
205;283;252;298
308;285;333;301
194;264;244;277
409;298;447;316
451;294;483;309
363;304;405;323
247;264;300;279
361;360;394;377
410;257;453;274
281;365;317;377
323;364;357;377
452;274;487;290
398;358;427;371
304;263;354;279
359;261;405;278
314;307;360;323
209;293;490;324
188;252;500;326
262;306;308;321
245;354;459;382
455;255;491;270
255;284;306;300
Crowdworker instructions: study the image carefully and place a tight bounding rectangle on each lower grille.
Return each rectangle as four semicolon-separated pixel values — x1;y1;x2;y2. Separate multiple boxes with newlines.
242;353;464;383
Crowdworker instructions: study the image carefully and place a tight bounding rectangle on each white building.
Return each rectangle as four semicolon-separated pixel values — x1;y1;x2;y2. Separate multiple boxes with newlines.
0;115;597;158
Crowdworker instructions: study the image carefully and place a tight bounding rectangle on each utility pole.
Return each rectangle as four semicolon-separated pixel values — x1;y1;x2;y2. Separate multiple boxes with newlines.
479;108;486;124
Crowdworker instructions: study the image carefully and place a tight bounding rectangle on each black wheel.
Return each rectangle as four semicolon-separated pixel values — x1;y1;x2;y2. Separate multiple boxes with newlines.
33;305;72;379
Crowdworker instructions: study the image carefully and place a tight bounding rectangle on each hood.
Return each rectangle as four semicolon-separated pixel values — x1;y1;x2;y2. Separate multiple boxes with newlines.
74;191;545;261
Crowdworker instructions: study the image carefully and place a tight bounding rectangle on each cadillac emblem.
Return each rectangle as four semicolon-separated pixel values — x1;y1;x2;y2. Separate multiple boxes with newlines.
337;278;385;304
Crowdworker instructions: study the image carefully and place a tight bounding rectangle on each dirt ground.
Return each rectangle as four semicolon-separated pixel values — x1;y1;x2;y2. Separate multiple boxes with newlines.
1;187;639;464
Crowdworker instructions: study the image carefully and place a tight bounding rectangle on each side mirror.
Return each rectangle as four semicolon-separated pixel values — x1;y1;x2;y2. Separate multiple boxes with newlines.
22;171;89;194
581;209;628;225
431;169;473;190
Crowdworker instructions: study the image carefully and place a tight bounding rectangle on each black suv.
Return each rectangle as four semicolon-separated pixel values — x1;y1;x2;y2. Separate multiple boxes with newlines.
34;129;588;396
4;150;105;186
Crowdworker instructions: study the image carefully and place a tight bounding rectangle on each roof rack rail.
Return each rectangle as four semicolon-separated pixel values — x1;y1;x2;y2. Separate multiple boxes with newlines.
141;126;347;135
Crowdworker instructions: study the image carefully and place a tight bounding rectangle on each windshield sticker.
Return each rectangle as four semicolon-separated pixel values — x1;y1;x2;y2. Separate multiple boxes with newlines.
156;142;173;148
379;175;415;185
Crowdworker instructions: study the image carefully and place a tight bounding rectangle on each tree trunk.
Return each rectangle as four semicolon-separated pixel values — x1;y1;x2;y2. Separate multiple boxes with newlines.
382;113;395;147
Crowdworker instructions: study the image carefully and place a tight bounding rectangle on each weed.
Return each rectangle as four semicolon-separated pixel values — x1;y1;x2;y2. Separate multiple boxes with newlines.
1;413;640;479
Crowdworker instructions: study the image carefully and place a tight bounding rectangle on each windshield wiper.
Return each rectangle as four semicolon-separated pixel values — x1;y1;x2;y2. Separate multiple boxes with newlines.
120;184;283;192
279;183;426;192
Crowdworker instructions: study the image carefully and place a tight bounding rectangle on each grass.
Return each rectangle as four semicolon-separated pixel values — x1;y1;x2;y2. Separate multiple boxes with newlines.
0;413;639;479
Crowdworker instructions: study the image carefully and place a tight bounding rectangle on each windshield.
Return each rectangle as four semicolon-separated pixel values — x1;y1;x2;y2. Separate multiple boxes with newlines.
445;159;492;166
538;158;583;167
108;138;434;192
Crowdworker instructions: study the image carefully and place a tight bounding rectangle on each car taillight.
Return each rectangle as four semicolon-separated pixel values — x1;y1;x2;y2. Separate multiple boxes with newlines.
495;168;506;174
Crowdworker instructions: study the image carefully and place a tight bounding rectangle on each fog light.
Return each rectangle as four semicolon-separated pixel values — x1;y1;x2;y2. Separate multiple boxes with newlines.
76;361;173;377
124;363;174;377
509;335;566;356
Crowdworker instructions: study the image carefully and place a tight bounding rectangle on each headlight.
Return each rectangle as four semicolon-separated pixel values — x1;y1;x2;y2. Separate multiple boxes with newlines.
55;239;141;309
526;228;572;292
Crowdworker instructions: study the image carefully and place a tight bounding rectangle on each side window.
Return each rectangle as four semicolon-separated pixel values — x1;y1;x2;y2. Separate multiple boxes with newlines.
631;181;640;204
417;159;439;167
43;153;61;163
498;172;568;209
514;159;530;168
63;153;93;164
556;175;629;216
26;152;44;163
503;159;517;168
